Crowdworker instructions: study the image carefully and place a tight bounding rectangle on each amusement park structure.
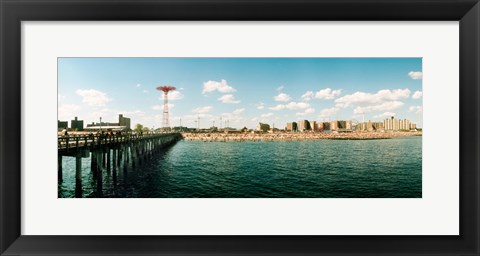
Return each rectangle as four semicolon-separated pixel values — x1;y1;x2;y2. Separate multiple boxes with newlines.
156;85;176;129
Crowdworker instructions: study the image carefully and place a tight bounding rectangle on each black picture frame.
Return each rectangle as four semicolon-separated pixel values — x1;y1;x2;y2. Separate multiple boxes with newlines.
1;0;479;255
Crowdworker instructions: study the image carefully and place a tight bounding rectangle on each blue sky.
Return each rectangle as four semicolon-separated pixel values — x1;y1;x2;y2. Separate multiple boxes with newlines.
58;58;423;129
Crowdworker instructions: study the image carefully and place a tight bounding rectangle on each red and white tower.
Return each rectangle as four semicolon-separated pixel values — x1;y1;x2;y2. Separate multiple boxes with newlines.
156;86;176;129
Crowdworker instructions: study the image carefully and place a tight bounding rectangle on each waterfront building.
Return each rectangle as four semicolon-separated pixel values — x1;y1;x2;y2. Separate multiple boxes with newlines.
382;116;417;131
269;128;280;133
257;122;270;132
172;126;189;132
357;120;387;131
330;121;337;131
71;116;84;131
298;120;310;132
224;129;241;134
317;122;330;131
286;122;297;132
317;122;323;131
58;120;68;130
373;122;384;131
329;120;353;132
119;114;131;130
357;121;375;131
86;114;131;131
346;120;352;130
310;121;317;131
357;122;365;131
384;116;394;131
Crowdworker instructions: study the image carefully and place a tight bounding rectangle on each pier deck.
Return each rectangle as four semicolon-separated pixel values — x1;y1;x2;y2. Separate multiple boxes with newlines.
58;132;182;198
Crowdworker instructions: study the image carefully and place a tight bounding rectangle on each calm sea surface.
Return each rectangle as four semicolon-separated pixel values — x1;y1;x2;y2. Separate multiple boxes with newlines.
58;136;422;198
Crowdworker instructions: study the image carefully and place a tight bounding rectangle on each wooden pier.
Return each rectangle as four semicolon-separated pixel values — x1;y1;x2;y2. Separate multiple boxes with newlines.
58;132;182;198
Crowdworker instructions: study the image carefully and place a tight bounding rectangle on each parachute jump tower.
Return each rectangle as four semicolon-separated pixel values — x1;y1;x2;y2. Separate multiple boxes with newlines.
156;85;176;130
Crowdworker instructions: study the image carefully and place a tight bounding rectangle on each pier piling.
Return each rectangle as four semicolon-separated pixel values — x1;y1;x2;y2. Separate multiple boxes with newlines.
58;133;181;197
107;149;111;173
75;155;82;198
58;156;63;182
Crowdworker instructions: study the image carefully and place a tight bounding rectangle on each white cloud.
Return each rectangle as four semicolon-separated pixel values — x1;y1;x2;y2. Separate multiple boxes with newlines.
301;91;315;101
256;102;265;110
270;102;310;111
76;89;111;107
221;108;245;123
374;112;396;119
121;110;146;117
302;88;342;101
409;105;423;113
270;104;286;111
136;84;141;87
296;108;315;116
58;104;80;121
218;94;240;104
232;108;245;115
202;79;236;94
160;90;184;100
315;88;342;100
276;85;285;91
353;101;404;114
412;91;423;99
317;107;339;119
261;113;274;118
274;93;291;102
192;106;213;113
285;102;310;110
335;88;411;108
408;71;423;80
143;90;149;93
152;105;162;111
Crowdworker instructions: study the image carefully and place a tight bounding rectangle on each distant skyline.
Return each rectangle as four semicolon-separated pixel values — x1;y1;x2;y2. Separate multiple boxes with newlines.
58;58;423;129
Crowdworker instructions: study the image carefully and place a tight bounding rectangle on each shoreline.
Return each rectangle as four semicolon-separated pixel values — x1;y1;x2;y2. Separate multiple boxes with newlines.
180;131;422;142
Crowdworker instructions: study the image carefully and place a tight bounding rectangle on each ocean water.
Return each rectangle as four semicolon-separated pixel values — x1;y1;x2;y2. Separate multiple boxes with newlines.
58;136;422;198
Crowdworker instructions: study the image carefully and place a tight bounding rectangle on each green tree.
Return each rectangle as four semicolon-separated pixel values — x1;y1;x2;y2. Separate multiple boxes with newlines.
134;123;144;133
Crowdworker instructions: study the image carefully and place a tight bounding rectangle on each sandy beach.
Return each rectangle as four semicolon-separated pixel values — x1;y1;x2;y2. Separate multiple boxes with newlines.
180;131;422;142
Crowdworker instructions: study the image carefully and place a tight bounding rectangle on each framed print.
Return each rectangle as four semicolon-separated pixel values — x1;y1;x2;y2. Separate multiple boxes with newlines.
1;0;479;255
56;57;424;199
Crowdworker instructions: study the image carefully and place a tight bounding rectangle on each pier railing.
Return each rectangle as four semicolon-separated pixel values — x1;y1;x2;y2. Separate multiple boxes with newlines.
58;133;180;151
